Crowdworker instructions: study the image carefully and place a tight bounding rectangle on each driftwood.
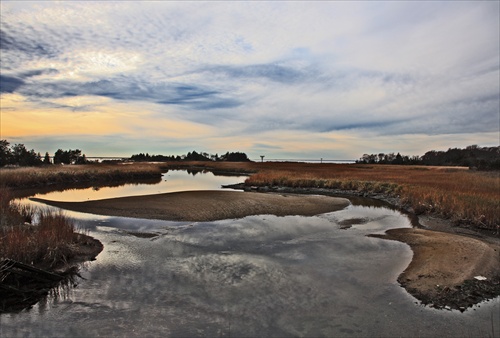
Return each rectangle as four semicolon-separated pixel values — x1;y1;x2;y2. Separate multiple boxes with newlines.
0;259;64;312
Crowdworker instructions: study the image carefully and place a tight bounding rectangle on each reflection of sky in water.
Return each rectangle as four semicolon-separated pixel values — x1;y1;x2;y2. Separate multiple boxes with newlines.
28;170;247;202
2;203;499;337
4;173;499;336
15;170;247;221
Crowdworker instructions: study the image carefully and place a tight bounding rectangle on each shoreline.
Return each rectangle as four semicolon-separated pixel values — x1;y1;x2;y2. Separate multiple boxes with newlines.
372;228;500;311
31;187;500;312
241;185;500;310
0;233;103;313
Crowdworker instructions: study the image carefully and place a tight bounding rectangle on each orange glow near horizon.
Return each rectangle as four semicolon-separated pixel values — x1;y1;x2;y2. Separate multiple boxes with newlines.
2;92;498;159
2;94;115;137
0;94;213;141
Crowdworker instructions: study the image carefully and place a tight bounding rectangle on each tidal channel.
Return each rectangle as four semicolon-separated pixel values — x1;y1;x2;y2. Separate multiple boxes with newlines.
1;170;498;337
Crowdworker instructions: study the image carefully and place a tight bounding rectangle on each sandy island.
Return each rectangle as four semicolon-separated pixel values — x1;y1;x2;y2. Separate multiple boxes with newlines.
32;190;351;222
32;190;499;310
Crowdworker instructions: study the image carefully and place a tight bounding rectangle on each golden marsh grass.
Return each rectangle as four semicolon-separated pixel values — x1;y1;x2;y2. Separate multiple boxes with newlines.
158;161;499;230
239;163;499;230
1;188;79;268
0;163;162;188
1;162;498;231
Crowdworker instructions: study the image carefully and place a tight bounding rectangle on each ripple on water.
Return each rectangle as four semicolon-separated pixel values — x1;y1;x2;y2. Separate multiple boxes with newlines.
3;174;499;337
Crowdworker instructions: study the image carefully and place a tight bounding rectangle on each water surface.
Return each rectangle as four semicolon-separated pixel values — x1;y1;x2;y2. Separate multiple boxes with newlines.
28;170;247;202
2;171;498;337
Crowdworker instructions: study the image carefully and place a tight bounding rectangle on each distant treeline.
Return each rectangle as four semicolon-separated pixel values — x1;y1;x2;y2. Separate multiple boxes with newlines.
130;150;251;162
0;140;89;167
3;138;498;170
1;139;252;167
357;145;500;170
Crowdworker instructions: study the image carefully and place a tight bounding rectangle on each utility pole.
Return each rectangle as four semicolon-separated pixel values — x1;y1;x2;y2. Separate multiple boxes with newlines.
260;155;265;162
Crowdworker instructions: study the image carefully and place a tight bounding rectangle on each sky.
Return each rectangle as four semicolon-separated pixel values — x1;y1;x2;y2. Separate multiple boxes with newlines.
1;1;499;160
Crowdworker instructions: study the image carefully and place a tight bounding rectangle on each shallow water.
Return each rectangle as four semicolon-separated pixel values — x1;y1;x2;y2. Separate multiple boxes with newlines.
2;172;499;337
27;170;248;202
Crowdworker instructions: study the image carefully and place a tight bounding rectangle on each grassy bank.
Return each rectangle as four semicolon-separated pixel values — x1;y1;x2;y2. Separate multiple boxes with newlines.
0;163;159;269
154;161;499;231
0;188;101;271
238;163;499;231
0;187;105;312
1;161;498;231
0;163;162;188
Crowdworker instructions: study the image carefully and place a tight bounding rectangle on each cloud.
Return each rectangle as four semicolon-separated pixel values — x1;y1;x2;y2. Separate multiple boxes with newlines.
253;143;283;150
158;85;242;110
11;77;243;112
201;63;316;84
0;28;56;57
0;1;498;159
0;75;24;93
0;68;61;93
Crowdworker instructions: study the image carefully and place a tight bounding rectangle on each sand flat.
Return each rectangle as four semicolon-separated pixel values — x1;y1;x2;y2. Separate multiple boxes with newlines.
32;190;350;222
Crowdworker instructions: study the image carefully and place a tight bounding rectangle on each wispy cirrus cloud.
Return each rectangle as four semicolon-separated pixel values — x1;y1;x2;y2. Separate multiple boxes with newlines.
9;76;243;112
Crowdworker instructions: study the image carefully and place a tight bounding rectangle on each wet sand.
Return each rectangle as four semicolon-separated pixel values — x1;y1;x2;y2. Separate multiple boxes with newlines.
32;190;351;222
373;227;500;309
378;228;499;288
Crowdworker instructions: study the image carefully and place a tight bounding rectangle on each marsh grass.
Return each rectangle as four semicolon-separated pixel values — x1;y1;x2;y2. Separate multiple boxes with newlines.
242;163;499;231
1;188;79;269
161;161;499;230
0;163;162;188
1;161;498;232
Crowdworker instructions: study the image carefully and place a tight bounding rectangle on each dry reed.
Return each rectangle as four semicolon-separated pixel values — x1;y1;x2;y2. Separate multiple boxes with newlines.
0;163;162;188
1;161;498;231
241;163;499;231
157;161;499;230
1;188;79;268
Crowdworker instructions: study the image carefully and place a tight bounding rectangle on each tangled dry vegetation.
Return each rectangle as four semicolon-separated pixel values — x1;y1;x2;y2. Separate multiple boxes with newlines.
0;188;81;269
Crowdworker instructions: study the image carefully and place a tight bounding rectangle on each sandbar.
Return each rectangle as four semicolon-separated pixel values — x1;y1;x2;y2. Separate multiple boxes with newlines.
32;190;350;222
374;227;500;309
